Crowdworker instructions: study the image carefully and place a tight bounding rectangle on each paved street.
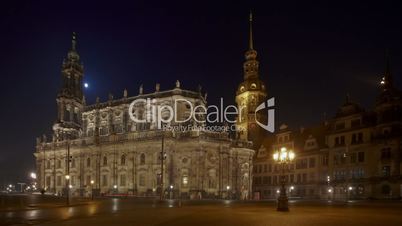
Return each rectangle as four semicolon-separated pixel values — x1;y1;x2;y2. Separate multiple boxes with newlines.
1;195;402;226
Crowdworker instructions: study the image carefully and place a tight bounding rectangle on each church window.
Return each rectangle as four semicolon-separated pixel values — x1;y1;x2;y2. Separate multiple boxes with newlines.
87;128;94;137
121;155;126;165
46;176;51;187
103;156;108;166
120;174;126;186
102;175;108;186
139;174;145;186
57;176;61;186
140;153;146;165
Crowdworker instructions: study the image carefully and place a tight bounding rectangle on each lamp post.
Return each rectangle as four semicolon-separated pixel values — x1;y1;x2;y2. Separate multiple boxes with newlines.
65;174;70;205
30;172;37;192
273;147;295;211
159;132;166;201
90;180;95;200
64;132;71;206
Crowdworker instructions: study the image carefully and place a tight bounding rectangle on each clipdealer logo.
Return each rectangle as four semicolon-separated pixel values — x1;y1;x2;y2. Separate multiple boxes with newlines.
255;97;275;132
128;97;275;132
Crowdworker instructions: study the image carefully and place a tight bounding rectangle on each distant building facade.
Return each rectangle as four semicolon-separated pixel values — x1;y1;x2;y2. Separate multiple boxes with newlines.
253;61;402;200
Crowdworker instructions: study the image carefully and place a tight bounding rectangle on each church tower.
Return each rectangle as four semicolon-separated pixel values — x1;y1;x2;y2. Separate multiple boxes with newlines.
235;12;268;150
53;32;85;141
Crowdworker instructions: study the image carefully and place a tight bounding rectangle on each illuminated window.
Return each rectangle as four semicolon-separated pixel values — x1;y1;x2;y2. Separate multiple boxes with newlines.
182;176;188;186
250;83;257;89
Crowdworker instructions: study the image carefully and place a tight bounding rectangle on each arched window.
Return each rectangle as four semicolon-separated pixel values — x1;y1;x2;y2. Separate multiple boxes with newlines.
87;158;91;167
103;156;107;166
121;155;126;165
140;153;145;165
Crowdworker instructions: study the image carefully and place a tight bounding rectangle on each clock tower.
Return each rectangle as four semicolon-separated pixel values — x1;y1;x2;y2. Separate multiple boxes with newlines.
235;12;268;150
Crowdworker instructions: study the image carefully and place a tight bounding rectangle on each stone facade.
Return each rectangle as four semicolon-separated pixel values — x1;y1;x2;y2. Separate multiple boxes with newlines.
34;33;255;199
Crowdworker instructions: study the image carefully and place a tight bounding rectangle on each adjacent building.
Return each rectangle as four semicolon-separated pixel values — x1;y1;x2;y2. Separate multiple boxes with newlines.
253;61;402;200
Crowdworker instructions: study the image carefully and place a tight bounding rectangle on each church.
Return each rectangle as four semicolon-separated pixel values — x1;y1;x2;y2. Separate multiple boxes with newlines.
33;14;268;199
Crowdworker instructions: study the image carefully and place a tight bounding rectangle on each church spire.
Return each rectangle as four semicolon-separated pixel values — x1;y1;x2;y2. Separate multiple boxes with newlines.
72;32;77;51
243;12;259;80
380;50;393;91
66;32;80;62
249;11;254;50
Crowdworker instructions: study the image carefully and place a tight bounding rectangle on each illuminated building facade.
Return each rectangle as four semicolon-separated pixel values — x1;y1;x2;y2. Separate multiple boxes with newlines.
253;60;402;200
34;32;255;199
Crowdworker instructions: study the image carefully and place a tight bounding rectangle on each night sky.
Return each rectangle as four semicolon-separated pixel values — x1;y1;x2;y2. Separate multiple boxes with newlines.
0;0;401;184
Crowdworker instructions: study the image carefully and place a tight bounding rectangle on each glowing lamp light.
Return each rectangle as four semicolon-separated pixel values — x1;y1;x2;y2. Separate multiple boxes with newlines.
84;83;89;88
328;189;332;193
65;175;70;180
348;186;353;191
113;185;117;189
90;180;94;185
380;77;386;85
30;172;37;179
280;151;287;161
289;151;295;161
273;147;296;162
226;186;230;190
273;153;279;161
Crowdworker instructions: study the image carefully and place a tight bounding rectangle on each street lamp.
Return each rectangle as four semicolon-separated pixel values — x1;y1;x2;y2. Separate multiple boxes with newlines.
90;180;95;200
272;147;295;211
169;185;174;199
30;172;37;179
